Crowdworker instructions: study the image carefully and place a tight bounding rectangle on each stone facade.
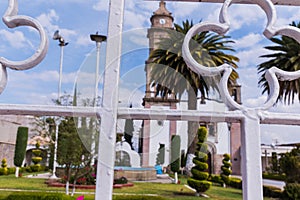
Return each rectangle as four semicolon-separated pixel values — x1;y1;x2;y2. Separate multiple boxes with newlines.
0;143;15;167
0;115;36;167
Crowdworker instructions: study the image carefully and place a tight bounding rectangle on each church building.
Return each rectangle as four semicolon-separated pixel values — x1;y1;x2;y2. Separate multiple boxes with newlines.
141;0;242;175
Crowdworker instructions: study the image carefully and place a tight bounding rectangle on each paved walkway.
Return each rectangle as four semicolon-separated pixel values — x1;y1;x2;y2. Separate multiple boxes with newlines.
232;175;285;190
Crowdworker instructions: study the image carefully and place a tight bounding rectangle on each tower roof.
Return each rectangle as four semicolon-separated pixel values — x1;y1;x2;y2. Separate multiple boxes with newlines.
153;1;172;16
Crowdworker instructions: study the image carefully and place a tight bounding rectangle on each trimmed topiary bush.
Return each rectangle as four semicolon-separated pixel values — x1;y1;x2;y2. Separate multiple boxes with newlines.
31;141;43;172
1;158;8;175
221;153;232;187
170;135;181;173
14;127;28;167
187;126;211;196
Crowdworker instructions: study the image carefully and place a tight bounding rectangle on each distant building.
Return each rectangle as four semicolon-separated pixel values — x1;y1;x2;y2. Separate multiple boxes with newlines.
261;144;296;172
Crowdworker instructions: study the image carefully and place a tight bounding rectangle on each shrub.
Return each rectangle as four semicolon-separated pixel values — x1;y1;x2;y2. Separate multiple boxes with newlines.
6;192;74;200
114;176;128;184
221;153;232;186
7;167;16;175
187;127;211;194
262;172;286;181
1;158;8;175
283;183;300;200
187;179;211;193
31;142;43;168
113;195;166;200
32;149;42;157
156;143;165;165
170;135;181;173
279;146;300;183
263;185;283;198
30;164;41;172
14;127;28;167
228;177;242;189
32;157;43;164
0;168;5;175
209;174;223;185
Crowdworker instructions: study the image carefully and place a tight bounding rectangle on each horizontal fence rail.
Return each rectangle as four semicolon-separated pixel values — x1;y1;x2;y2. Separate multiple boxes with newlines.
0;104;299;125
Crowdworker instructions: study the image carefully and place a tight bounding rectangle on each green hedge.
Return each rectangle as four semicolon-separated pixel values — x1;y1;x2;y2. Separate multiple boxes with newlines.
262;173;286;181
6;193;74;200
209;174;223;185
113;196;166;200
263;185;283;198
228;177;242;189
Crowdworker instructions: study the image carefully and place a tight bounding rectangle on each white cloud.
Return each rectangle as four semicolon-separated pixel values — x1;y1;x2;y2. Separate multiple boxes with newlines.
234;33;264;49
76;36;94;46
37;10;76;42
93;0;109;12
0;30;28;49
235;45;270;68
124;10;148;29
225;4;266;32
37;10;59;34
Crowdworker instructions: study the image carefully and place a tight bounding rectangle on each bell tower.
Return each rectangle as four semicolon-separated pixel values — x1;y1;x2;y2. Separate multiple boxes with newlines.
144;0;177;105
141;1;178;167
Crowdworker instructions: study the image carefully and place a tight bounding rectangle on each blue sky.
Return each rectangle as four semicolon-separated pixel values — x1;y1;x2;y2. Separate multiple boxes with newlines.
0;0;300;144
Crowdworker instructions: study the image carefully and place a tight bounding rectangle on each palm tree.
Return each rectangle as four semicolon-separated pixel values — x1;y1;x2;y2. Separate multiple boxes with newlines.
148;20;239;156
258;21;300;104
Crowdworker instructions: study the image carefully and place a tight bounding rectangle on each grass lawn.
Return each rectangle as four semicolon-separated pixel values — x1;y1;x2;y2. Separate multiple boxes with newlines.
0;174;277;200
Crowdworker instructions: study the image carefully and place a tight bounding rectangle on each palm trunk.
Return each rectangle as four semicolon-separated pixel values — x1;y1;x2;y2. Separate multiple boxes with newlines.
187;88;198;154
185;88;198;173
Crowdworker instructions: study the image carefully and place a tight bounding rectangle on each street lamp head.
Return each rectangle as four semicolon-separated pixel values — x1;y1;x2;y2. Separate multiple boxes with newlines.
90;32;107;43
53;30;60;40
53;30;68;46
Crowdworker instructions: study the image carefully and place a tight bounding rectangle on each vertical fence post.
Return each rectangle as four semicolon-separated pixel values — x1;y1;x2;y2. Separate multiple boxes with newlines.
95;0;125;199
241;115;263;200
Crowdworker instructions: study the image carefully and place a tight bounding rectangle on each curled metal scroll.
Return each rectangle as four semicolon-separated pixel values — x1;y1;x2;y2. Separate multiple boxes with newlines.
0;0;48;93
182;0;300;112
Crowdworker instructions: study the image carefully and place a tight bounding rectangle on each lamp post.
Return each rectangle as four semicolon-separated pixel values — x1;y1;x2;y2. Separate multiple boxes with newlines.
50;30;68;179
90;33;106;104
90;33;106;165
53;30;68;102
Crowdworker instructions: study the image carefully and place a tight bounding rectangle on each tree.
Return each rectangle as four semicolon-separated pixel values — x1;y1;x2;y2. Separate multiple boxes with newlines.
279;146;300;183
279;146;300;199
124;118;134;150
257;21;300;104
156;143;165;165
271;152;279;173
187;127;211;196
14;127;28;177
221;153;232;187
57;116;91;195
170;135;181;184
149;20;239;157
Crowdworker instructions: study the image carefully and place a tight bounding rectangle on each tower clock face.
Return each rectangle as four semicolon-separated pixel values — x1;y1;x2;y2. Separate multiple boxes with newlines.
159;18;166;25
